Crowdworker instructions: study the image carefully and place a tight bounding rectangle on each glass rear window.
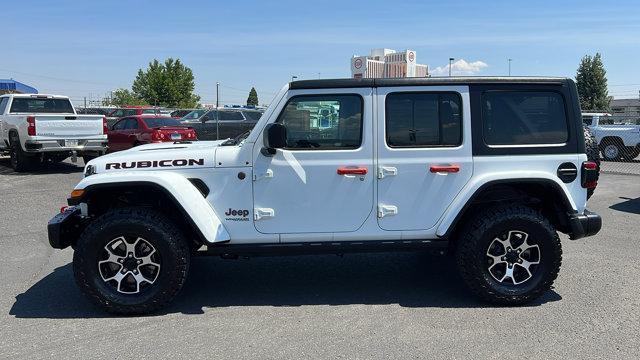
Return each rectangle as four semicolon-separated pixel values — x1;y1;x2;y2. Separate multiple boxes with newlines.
242;111;262;121
482;91;568;145
142;118;182;128
10;98;74;113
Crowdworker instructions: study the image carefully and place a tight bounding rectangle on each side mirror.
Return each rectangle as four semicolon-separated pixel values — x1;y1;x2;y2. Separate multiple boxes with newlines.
261;123;287;156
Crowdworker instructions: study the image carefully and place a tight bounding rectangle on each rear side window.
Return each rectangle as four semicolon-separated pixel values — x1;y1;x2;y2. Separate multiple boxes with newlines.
218;111;245;121
10;98;74;113
386;92;462;147
242;111;262;121
482;91;568;145
276;94;363;150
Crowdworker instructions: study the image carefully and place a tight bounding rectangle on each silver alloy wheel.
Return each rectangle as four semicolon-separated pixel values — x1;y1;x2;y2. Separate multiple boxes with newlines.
486;230;540;285
604;144;619;159
98;236;161;294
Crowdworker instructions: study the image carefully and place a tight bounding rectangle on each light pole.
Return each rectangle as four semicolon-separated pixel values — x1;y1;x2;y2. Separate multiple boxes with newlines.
215;82;220;140
291;75;298;82
449;58;454;77
508;58;512;76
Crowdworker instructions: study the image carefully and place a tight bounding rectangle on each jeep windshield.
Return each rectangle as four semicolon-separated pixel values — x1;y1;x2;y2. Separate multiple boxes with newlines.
10;97;74;113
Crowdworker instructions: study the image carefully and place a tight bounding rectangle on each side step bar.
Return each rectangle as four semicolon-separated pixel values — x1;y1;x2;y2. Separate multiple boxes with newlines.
201;239;448;258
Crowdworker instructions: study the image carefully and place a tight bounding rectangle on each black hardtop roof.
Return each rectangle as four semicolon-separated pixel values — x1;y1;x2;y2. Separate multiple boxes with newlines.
289;76;571;89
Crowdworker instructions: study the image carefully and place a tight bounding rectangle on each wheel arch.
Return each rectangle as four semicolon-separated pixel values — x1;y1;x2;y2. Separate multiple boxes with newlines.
69;172;230;247
438;178;576;241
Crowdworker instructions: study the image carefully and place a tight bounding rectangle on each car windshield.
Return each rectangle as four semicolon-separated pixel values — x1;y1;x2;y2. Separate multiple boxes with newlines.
142;118;182;128
181;109;207;120
10;98;74;113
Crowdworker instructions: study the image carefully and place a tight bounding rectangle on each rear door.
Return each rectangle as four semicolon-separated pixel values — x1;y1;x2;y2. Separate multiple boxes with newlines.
376;86;473;231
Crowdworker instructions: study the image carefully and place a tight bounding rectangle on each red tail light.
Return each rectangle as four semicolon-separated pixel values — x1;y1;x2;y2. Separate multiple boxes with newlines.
151;131;166;141
102;117;108;134
27;116;36;136
581;161;598;189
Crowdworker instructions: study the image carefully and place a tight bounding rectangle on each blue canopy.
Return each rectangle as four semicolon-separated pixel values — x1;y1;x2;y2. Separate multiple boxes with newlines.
0;79;38;94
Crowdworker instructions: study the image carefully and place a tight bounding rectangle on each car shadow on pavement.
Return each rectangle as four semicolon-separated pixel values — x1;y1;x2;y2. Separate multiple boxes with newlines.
0;157;84;176
10;252;561;318
609;197;640;215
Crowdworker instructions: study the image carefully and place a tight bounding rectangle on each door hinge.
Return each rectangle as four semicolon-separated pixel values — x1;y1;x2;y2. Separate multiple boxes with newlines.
378;166;398;179
253;169;273;181
254;208;275;221
377;204;398;218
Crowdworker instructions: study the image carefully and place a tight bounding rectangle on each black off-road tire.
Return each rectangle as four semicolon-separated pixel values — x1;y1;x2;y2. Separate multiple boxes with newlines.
9;136;37;172
583;126;600;200
455;204;562;305
73;207;190;315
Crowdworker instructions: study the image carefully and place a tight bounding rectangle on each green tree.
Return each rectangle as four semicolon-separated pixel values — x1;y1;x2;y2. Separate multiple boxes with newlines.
106;88;146;106
246;87;259;106
576;53;610;111
131;58;200;108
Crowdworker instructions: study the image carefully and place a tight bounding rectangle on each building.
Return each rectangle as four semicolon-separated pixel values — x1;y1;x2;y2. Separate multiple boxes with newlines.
610;98;640;123
0;79;38;95
351;48;428;79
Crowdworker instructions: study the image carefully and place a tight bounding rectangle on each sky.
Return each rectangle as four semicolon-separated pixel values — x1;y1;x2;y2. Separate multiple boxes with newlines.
3;0;639;106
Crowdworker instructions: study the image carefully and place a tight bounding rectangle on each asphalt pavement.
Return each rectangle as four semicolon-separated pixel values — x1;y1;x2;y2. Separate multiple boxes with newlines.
0;157;638;359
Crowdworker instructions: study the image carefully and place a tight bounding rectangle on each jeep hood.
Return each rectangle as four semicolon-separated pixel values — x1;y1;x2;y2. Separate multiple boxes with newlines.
88;140;225;173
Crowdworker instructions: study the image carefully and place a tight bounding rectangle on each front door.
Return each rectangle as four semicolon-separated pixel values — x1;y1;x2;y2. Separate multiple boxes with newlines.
253;88;374;235
376;86;473;231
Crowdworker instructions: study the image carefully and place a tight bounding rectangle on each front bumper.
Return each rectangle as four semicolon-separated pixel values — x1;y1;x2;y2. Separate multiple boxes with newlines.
24;139;108;153
48;207;83;249
568;209;602;240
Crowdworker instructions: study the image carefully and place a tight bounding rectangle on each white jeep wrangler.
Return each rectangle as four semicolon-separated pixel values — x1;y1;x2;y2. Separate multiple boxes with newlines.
48;77;602;314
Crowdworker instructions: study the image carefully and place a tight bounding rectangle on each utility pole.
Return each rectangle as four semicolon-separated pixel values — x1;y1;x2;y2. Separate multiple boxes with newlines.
449;58;454;77
508;58;512;76
216;82;220;140
83;97;86;109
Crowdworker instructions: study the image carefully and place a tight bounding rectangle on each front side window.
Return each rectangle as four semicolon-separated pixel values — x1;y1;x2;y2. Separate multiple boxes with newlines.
276;95;363;150
386;92;462;147
482;91;568;145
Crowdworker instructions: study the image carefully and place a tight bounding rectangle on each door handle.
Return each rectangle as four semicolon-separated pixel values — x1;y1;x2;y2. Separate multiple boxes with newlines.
337;167;368;176
429;165;460;173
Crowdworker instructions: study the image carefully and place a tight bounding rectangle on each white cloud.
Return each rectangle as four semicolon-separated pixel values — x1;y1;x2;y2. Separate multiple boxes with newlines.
430;59;489;76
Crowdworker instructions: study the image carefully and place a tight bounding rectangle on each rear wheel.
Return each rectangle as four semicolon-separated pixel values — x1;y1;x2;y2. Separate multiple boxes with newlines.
73;207;190;314
9;137;37;172
601;139;622;161
455;204;562;305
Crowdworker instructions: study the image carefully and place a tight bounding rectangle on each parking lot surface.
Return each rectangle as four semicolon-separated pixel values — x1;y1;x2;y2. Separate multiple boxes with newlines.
0;158;638;359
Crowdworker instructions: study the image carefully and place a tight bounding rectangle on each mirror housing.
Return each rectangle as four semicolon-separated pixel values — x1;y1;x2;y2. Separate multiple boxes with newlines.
261;123;287;156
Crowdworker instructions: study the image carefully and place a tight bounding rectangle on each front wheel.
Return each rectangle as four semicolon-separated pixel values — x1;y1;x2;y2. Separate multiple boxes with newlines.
73;208;190;315
455;204;562;305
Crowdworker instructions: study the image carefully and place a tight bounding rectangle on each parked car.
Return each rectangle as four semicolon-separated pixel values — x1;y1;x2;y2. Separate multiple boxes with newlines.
77;107;113;116
107;115;197;153
106;107;159;128
0;94;107;171
582;112;640;161
182;108;263;140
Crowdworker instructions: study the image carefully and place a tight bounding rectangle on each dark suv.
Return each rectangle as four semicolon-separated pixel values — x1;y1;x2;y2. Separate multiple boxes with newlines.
181;108;263;140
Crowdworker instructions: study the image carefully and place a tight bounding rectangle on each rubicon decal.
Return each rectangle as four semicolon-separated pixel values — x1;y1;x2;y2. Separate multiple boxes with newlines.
106;158;205;170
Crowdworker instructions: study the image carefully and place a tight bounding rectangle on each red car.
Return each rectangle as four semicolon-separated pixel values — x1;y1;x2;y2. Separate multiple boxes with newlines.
108;116;197;152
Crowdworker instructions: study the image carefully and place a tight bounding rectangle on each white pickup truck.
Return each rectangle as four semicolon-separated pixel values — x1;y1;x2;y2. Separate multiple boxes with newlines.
0;94;108;171
582;112;640;161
